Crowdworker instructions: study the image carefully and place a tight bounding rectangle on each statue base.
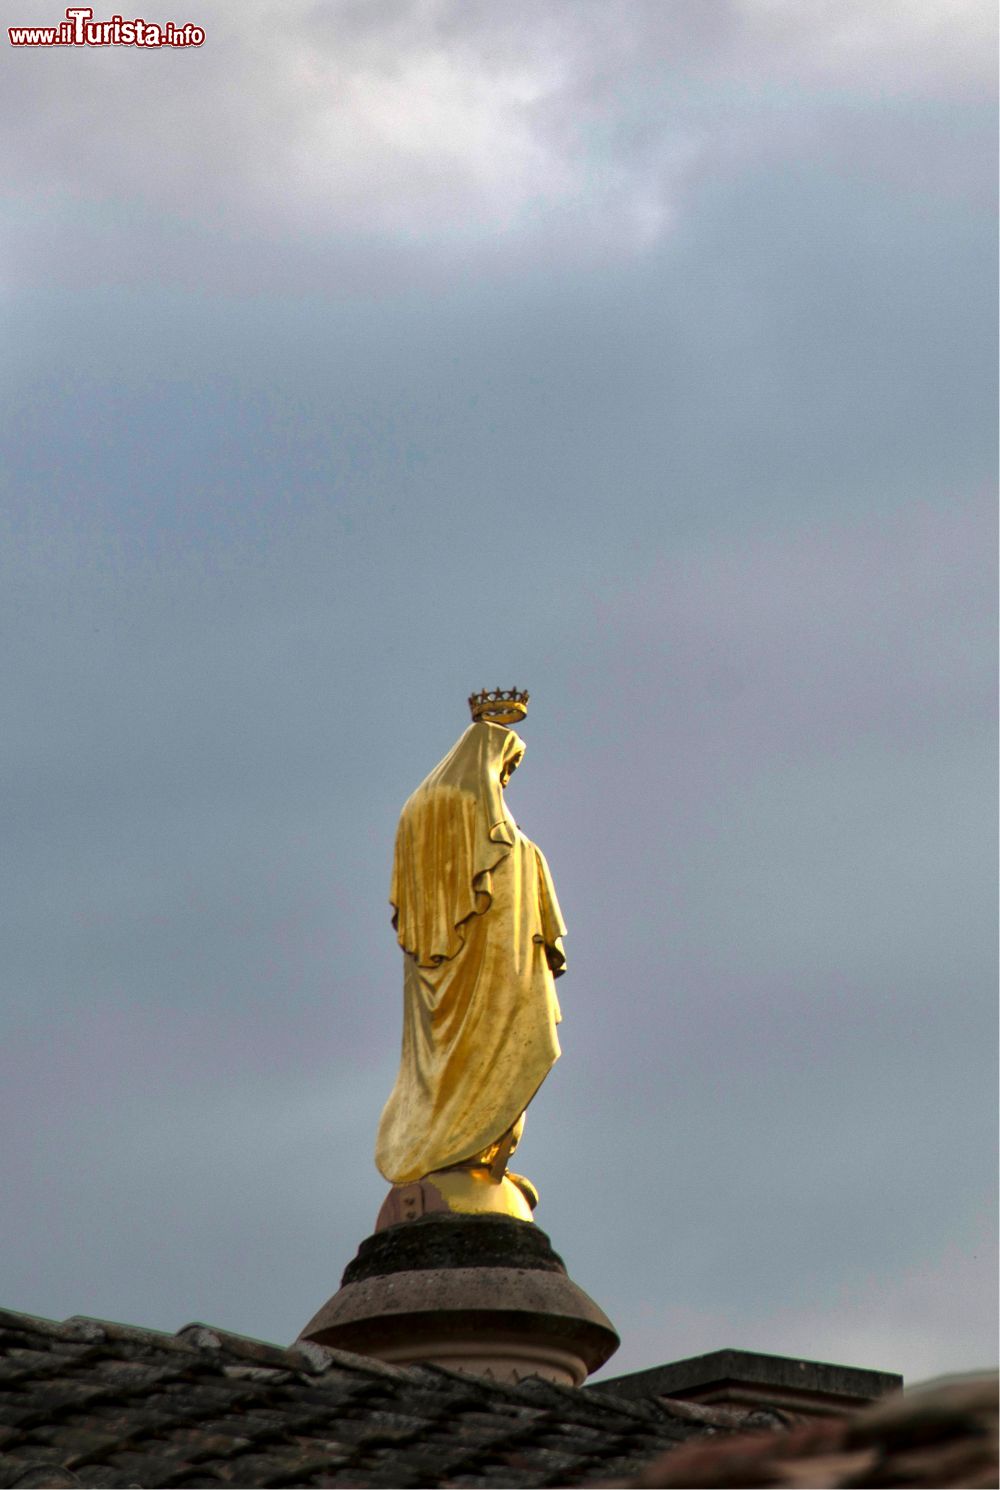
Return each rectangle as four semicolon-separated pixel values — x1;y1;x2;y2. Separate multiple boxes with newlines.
296;1213;619;1386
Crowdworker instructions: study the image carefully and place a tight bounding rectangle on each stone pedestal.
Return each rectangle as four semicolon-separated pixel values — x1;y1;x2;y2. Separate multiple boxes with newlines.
297;1214;619;1386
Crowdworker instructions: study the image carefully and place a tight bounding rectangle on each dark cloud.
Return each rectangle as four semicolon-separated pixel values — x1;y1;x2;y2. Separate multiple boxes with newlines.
2;0;996;1384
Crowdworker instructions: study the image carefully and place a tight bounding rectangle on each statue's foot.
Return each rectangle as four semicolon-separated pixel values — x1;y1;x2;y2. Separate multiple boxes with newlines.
411;1167;535;1223
506;1172;539;1211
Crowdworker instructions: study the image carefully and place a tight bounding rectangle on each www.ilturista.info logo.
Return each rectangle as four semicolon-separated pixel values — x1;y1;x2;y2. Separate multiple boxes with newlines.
9;6;204;45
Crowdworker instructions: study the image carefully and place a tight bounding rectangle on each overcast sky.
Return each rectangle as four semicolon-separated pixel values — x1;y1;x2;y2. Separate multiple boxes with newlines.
3;0;996;1388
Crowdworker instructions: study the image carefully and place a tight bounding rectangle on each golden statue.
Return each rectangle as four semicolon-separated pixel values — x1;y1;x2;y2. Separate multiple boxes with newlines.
375;690;566;1224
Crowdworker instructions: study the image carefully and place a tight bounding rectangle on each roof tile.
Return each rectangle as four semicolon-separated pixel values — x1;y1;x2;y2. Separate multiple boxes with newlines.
0;1305;745;1487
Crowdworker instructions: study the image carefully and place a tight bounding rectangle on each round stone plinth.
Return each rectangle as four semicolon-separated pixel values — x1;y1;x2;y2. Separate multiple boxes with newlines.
297;1214;619;1386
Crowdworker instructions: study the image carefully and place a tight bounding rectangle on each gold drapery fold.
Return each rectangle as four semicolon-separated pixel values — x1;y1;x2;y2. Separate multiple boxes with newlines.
376;722;566;1184
390;723;521;967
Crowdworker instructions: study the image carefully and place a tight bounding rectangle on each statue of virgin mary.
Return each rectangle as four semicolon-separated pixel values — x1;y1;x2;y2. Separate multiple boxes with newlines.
375;707;566;1198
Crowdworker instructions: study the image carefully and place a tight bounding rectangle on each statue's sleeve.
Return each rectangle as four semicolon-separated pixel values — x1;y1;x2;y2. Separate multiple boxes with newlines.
532;843;567;976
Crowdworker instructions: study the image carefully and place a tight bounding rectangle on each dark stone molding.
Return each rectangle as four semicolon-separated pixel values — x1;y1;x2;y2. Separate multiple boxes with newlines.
591;1347;903;1419
342;1212;567;1283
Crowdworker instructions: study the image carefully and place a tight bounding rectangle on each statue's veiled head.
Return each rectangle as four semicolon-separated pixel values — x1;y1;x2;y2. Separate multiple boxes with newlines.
418;719;525;805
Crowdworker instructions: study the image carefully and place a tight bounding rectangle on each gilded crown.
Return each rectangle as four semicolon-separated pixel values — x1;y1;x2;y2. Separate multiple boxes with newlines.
468;687;530;726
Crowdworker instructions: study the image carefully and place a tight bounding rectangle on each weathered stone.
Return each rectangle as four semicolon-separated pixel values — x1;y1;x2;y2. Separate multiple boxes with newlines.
591;1347;903;1419
343;1214;567;1284
299;1214;618;1386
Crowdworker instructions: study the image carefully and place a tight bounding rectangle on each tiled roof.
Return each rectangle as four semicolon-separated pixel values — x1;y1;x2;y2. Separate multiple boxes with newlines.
0;1306;766;1489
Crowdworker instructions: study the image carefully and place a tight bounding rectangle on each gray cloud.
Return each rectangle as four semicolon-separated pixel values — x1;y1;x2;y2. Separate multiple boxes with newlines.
2;0;995;1389
3;0;993;288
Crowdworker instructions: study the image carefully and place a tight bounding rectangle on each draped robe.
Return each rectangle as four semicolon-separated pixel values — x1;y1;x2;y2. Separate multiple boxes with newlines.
375;722;566;1184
